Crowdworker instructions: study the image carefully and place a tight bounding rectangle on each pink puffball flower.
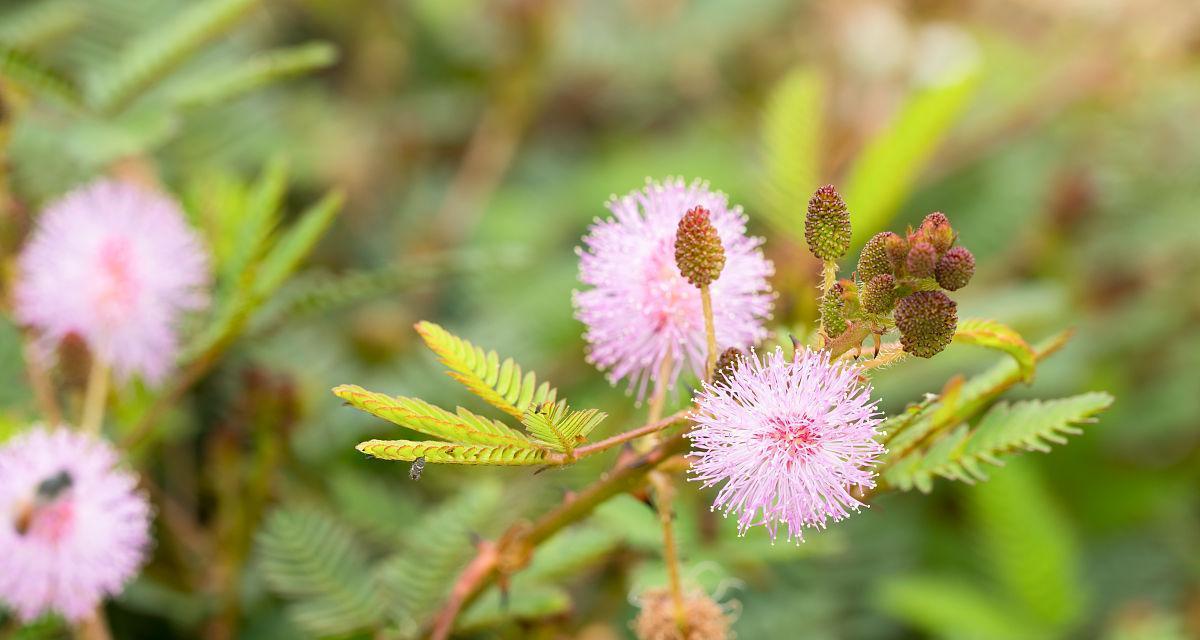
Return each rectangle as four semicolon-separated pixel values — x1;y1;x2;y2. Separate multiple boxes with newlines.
14;179;210;384
574;178;774;399
0;426;152;622
688;347;885;542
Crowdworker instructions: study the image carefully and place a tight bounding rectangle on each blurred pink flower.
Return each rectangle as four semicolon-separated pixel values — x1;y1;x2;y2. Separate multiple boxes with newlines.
15;179;210;384
688;347;884;542
0;427;151;622
574;178;774;399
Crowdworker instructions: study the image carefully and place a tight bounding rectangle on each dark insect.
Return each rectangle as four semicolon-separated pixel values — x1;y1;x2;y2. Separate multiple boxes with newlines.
409;456;426;481
15;470;74;536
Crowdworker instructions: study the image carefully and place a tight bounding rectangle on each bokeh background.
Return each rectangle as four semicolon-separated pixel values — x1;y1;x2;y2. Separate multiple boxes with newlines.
2;0;1199;638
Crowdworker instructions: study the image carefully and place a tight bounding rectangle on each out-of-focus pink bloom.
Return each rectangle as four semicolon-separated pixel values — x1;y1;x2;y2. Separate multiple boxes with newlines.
0;427;151;621
574;178;774;399
14;179;210;384
688;347;884;542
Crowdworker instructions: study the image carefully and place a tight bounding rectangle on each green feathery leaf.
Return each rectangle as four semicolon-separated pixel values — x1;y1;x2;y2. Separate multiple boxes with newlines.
256;507;386;637
520;401;607;455
87;0;261;113
356;439;551;465
886;392;1113;493
757;66;823;243
954;318;1036;383
171;41;338;109
250;189;344;301
0;0;83;50
333;384;534;447
0;47;80;105
415;321;558;419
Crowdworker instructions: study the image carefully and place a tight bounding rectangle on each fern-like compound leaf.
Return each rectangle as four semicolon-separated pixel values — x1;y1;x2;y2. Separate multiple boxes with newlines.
953;318;1036;383
256;507;386;637
356;439;551;465
886;392;1113;492
520;402;607;455
334;384;534;447
415;321;557;420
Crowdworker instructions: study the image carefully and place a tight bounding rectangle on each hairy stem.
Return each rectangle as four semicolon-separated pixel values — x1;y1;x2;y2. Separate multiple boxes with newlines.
570;410;691;459
651;471;688;636
700;285;717;379
430;431;692;637
80;356;110;435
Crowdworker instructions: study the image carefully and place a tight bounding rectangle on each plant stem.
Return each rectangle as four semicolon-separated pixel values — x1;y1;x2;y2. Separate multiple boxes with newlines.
825;322;871;359
80;355;110;435
23;340;62;425
700;285;717;380
429;431;692;638
646;352;674;423
571;410;691;459
651;471;688;636
73;608;112;640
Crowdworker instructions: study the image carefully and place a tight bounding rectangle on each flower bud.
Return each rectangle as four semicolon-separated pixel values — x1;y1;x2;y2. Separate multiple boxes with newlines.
805;185;852;261
712;347;744;388
905;241;937;279
862;273;896;314
821;282;848;338
883;232;909;272
918;211;954;254
894;290;958;358
857;232;894;283
635;588;730;640
674;207;725;287
935;246;975;291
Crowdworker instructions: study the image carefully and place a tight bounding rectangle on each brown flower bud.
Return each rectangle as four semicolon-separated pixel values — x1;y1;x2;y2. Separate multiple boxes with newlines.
883;232;909;272
674;207;726;287
712;347;744;388
935;246;975;291
918;211;955;254
905;241;937;279
634;588;730;640
894;290;958;358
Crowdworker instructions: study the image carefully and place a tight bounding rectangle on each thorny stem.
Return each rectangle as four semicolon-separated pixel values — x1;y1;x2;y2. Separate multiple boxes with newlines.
429;431;692;638
700;286;718;379
651;471;688;636
80;355;110;435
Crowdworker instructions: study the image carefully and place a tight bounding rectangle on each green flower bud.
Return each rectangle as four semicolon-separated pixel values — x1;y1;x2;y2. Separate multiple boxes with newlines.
805;184;852;261
935;246;975;291
905;241;937;279
862;273;897;314
821;282;849;338
857;232;895;283
884;232;909;272
894;290;958;358
674;206;725;287
919;211;955;254
712;347;744;388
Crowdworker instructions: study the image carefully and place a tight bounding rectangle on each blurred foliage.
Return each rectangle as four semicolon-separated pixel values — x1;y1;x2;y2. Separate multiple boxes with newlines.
2;0;1199;638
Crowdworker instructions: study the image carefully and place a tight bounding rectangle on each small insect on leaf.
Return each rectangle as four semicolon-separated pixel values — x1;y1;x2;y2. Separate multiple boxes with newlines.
409;456;426;481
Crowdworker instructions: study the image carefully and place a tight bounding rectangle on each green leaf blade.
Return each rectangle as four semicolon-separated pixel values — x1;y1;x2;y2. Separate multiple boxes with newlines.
356;439;551;465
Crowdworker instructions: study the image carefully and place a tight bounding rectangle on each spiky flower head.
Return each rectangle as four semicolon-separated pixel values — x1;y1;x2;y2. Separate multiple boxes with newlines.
894;290;958;358
862;273;896;314
918;211;955;254
905;241;938;279
805;184;852;261
712;347;744;389
688;347;884;542
820;282;848;338
575;178;774;399
857;231;896;283
935;246;975;291
0;427;151;621
634;587;731;640
14;180;210;384
674;206;726;287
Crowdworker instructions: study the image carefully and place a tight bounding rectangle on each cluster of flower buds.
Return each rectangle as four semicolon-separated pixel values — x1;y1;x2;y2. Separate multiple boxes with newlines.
808;184;975;359
857;211;974;357
674;206;726;288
